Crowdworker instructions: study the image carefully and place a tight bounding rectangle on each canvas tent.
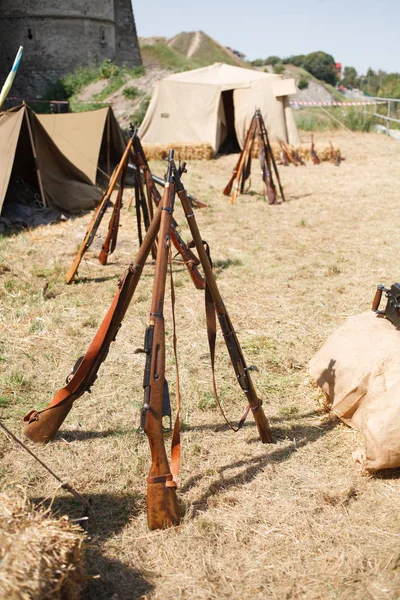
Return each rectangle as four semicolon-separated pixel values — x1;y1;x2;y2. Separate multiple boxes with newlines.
139;62;300;153
0;104;101;222
37;107;126;184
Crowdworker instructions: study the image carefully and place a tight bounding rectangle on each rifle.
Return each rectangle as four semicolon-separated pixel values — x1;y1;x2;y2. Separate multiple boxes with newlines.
23;202;163;443
311;134;320;165
255;114;276;204
223;116;256;199
258;111;285;202
279;140;298;166
231;118;257;204
65;129;137;284
329;141;341;166
141;151;180;529
99;163;127;265
292;149;306;166
372;283;400;328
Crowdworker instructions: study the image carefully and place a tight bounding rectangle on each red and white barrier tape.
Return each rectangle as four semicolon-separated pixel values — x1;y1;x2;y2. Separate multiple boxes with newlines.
290;100;386;106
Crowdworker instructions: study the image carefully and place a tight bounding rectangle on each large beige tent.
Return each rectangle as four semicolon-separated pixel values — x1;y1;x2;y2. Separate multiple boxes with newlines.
37;107;126;184
139;63;300;153
0;105;101;217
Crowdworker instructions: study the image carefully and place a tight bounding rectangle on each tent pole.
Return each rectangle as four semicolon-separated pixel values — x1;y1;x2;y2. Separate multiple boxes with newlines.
107;109;111;176
24;106;47;208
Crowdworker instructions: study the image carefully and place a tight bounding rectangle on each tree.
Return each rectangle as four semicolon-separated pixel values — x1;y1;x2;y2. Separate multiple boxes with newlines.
282;54;305;66
302;51;337;86
265;56;281;66
378;73;400;98
341;66;358;89
273;63;285;75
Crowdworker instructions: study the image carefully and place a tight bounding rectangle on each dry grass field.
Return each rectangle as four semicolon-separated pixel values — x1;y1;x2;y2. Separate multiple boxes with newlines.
1;130;400;600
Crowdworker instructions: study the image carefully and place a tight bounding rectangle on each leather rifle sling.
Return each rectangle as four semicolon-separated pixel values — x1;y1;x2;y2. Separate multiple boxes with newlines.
168;248;181;484
201;242;251;431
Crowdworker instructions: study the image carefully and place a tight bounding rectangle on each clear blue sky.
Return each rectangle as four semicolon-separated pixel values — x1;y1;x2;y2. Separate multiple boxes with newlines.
133;0;399;75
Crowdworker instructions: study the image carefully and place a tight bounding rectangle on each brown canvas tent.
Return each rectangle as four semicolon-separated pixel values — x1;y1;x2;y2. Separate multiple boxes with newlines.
37;107;126;184
139;63;300;153
0;104;101;219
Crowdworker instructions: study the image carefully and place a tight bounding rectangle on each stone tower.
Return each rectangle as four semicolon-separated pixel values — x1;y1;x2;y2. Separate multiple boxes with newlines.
0;0;142;99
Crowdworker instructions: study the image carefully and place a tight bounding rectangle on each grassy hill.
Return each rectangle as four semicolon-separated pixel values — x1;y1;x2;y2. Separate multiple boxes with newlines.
140;31;248;70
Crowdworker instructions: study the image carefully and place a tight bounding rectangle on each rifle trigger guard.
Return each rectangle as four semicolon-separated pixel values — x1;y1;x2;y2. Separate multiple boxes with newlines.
162;414;172;434
66;355;84;384
245;365;258;372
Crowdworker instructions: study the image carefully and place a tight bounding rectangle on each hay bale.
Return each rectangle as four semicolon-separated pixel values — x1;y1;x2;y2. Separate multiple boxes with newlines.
142;141;341;163
142;143;214;161
0;490;86;600
252;141;341;163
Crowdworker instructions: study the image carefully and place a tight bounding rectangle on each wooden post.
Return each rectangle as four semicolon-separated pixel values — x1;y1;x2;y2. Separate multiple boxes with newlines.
24;104;47;208
107;108;111;176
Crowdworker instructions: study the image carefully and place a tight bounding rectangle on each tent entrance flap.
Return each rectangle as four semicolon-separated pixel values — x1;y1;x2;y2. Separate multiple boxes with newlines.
218;90;240;154
4;114;41;205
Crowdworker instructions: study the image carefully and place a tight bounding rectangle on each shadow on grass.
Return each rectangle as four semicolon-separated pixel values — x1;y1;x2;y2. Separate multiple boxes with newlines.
33;492;152;600
73;274;118;285
57;428;127;442
285;192;313;201
180;414;338;516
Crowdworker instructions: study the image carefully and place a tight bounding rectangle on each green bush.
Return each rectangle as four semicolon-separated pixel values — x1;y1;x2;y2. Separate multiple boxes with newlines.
129;65;145;78
265;55;281;66
62;65;99;97
99;59;120;79
294;109;340;131
297;78;309;90
122;86;141;100
295;106;375;132
130;96;150;125
273;63;285;75
341;108;375;132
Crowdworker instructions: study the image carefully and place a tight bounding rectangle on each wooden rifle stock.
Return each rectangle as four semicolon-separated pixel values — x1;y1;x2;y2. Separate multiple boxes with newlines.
65;192;112;284
142;160;180;529
66;134;135;284
372;285;384;311
99;163;127;265
329;141;341;166
223;169;238;197
311;135;320;165
175;174;272;444
279;141;298;166
231;119;256;204
223;116;256;198
23;203;163;443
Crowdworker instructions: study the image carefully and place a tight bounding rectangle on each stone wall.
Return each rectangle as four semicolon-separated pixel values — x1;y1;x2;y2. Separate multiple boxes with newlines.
0;0;141;99
114;0;142;66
